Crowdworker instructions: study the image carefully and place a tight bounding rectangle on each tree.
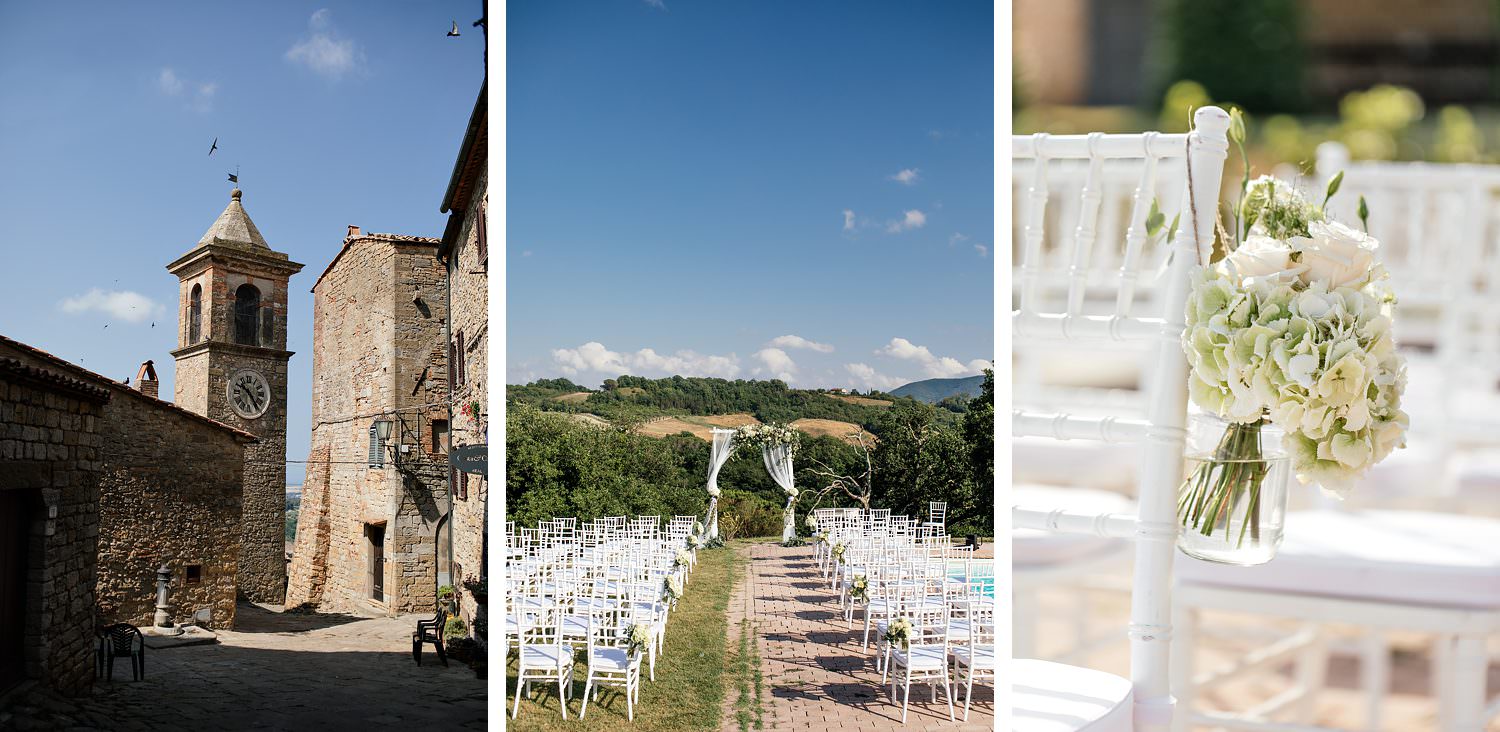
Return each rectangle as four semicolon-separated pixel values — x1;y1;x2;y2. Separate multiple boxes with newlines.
962;369;995;500
803;432;875;512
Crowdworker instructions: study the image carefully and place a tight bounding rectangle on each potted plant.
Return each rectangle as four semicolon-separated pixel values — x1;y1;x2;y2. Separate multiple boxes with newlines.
436;584;457;615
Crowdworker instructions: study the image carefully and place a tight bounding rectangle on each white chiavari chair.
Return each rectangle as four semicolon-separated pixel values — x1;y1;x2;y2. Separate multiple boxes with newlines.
511;595;575;720
1012;106;1231;732
579;603;642;721
951;589;995;722
887;597;955;723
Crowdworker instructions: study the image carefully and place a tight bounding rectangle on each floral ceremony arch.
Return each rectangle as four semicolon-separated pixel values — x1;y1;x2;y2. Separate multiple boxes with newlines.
706;424;800;542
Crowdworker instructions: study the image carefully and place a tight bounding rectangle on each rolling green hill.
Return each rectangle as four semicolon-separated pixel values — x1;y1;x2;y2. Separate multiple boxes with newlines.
890;375;985;404
506;374;960;430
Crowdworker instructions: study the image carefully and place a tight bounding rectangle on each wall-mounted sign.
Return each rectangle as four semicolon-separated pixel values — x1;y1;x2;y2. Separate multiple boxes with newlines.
450;444;487;476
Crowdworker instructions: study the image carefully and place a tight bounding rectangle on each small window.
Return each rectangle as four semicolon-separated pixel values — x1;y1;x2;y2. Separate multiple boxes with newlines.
455;331;466;387
447;339;457;389
431;420;449;453
368;424;385;468
188;284;202;344
185;565;202;585
475;200;487;263
234;284;260;346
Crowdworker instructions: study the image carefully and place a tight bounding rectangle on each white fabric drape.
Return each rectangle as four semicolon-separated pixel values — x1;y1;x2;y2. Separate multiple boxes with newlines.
763;443;797;542
706;429;736;540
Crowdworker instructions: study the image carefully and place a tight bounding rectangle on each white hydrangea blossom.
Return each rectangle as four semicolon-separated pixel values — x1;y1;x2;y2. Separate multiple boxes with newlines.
1184;190;1409;496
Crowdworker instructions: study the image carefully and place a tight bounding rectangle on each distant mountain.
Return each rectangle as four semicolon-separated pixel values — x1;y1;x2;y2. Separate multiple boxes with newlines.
890;375;984;404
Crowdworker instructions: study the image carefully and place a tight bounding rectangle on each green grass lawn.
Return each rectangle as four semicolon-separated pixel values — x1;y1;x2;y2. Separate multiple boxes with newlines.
507;542;748;731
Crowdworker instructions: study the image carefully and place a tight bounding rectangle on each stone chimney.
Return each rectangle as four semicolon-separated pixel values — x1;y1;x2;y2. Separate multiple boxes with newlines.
135;360;159;399
347;225;361;239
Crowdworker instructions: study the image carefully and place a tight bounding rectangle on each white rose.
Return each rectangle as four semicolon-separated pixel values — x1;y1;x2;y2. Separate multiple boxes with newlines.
1291;220;1380;289
707;487;721;498
1224;235;1301;283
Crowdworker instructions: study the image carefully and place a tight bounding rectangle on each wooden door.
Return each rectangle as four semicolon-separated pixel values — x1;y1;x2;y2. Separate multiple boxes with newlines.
369;524;385;601
0;491;31;692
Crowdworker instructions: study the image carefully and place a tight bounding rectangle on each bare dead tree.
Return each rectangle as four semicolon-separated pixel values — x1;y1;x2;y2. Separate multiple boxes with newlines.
805;430;875;512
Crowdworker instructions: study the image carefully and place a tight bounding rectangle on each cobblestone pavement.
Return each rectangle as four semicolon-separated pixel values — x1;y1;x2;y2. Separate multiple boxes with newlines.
721;543;994;732
1;603;487;731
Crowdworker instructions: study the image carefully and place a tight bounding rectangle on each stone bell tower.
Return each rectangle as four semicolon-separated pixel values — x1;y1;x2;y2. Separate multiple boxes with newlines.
167;188;304;604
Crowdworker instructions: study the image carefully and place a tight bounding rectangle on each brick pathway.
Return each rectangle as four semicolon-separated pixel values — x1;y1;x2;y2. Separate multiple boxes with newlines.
1;603;486;730
722;543;994;731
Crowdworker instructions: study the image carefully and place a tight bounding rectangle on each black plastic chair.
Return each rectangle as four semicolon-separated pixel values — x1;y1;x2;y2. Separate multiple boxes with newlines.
412;608;449;667
96;623;145;681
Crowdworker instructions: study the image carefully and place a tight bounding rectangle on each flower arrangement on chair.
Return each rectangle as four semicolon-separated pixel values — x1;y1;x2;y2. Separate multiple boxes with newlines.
626;623;651;658
662;575;684;602
850;574;869;603
831;542;846;561
1177;110;1408;565
674;549;692;568
883;617;911;651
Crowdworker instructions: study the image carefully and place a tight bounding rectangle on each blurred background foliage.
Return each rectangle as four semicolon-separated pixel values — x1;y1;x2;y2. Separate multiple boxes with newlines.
1014;0;1500;170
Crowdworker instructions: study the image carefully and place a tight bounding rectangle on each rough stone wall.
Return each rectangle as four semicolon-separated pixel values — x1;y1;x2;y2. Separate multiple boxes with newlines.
204;348;290;604
448;170;489;638
94;390;246;630
288;234;448;614
0;359;106;697
171;251;299;605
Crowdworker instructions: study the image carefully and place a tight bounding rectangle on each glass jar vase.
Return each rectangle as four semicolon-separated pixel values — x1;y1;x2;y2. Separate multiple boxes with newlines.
1176;413;1290;565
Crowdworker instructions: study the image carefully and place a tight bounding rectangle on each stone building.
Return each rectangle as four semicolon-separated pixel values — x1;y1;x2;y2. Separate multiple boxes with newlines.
286;228;450;614
0;334;254;697
0;352;108;697
167;188;303;604
438;79;488;643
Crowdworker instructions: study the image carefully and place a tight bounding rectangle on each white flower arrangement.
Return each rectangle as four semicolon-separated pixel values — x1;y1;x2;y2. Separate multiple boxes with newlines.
626;623;651;657
707;486;721;498
687;534;702;549
804;514;818;530
849;574;869;602
831;542;846;560
663;575;684;602
1182;166;1407;503
674;549;691;567
883;617;912;650
732;422;801;457
692;520;703;537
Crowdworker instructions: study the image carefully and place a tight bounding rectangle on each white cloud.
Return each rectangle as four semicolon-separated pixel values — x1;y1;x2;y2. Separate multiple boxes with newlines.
753;348;797;381
644;0;667;8
842;209;855;232
157;68;216;112
768;335;833;353
59;290;165;324
886;209;927;233
157;68;184;96
521;250;533;257
844;363;906;391
286;10;362;80
875;337;985;378
552;341;740;379
974;244;989;257
889;168;920;185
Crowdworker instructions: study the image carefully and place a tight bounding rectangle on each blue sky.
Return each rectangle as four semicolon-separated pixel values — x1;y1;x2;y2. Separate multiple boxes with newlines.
507;0;994;392
0;2;485;485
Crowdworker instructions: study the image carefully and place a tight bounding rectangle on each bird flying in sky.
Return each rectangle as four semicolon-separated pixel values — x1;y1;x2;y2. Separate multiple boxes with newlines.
208;137;218;156
447;20;460;36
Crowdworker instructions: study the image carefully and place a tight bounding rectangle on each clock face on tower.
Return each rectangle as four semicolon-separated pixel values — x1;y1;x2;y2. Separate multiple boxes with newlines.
227;369;272;419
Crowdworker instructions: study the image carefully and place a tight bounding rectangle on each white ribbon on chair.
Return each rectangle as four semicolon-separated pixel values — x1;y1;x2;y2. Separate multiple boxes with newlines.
706;428;735;540
763;443;797;542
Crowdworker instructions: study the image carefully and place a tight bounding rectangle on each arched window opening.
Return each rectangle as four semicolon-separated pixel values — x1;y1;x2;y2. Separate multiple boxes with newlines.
188;284;202;344
234;284;260;346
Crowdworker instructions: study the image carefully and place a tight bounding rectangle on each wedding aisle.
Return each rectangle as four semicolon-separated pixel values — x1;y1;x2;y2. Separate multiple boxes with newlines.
720;542;994;732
